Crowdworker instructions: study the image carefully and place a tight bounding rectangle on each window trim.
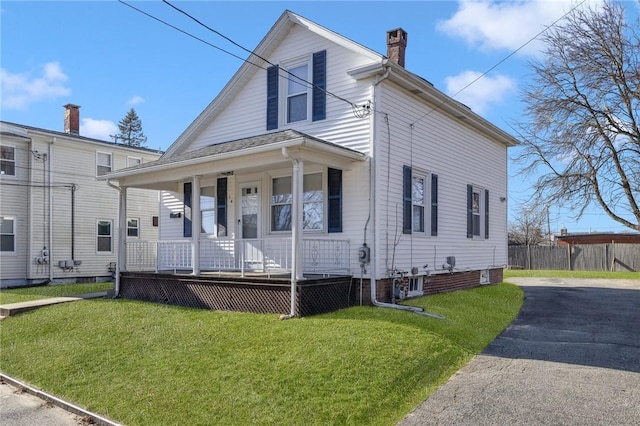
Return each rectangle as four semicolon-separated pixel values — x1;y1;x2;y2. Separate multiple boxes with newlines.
0;145;16;177
96;219;113;253
199;185;216;235
467;184;489;240
284;59;311;124
96;151;112;176
403;165;434;236
0;216;16;254
127;156;142;167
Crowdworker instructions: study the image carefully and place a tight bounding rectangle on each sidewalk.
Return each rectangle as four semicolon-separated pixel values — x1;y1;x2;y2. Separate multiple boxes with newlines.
0;292;107;318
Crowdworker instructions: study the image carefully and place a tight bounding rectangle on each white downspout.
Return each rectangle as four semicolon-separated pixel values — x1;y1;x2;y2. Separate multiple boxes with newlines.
48;137;55;281
281;147;302;319
369;64;437;317
27;133;34;283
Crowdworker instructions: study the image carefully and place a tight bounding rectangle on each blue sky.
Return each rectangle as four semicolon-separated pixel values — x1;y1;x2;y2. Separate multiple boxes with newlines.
2;0;637;234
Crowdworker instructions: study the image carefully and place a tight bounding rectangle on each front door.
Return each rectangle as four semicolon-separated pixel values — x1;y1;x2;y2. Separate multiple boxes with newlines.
240;183;260;239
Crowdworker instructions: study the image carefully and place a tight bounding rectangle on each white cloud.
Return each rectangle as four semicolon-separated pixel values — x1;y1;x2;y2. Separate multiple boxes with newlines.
0;62;71;110
81;118;118;141
128;95;145;106
445;70;515;115
437;0;583;55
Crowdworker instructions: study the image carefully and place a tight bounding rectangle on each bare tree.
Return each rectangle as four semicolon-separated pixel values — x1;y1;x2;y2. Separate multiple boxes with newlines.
509;206;546;246
514;1;640;231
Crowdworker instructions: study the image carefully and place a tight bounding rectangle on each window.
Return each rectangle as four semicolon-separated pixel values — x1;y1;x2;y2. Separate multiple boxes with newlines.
127;218;139;238
408;277;423;296
0;217;15;252
287;63;309;123
467;185;489;239
403;166;437;235
266;50;327;130
271;172;327;232
97;220;112;252
127;157;142;167
96;152;112;176
200;186;216;234
1;146;15;176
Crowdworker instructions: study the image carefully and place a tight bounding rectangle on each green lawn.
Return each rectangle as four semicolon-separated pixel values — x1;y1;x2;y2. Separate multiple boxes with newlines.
0;282;113;305
504;269;639;280
0;283;522;426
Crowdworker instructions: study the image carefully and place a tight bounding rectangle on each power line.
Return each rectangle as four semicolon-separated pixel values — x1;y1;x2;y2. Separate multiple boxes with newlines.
409;0;588;127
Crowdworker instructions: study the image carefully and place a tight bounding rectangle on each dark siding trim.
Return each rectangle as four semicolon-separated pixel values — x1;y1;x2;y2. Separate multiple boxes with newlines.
466;184;473;239
217;178;227;237
484;189;489;239
266;65;279;130
431;174;438;236
312;50;326;121
184;182;192;238
327;168;342;233
403;165;412;234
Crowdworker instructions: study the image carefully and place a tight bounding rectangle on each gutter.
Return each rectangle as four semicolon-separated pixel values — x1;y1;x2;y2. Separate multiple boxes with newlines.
369;64;443;318
48;137;55;281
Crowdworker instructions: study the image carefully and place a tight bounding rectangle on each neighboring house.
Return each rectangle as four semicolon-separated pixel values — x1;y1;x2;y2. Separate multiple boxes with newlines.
0;104;163;287
556;231;640;246
101;11;518;313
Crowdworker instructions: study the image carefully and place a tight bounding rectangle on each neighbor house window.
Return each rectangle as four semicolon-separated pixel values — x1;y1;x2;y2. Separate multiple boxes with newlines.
127;157;142;167
266;50;326;130
271;172;327;232
0;217;15;252
403;166;437;235
96;152;112;176
97;220;112;252
1;146;16;176
127;218;139;238
467;185;489;239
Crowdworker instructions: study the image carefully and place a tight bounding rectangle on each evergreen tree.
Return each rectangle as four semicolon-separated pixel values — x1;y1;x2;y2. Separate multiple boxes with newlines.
112;108;147;147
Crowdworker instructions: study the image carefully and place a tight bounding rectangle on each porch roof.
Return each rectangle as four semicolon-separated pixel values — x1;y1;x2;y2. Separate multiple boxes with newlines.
99;130;367;189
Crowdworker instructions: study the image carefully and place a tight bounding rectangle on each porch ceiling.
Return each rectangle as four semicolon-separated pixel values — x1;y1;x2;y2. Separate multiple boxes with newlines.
100;130;367;190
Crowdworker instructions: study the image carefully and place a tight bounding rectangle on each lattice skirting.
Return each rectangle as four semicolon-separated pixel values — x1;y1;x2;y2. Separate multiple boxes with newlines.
119;273;353;317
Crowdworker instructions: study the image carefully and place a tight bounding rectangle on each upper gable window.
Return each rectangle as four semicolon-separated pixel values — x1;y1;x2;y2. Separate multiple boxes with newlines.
96;152;112;176
1;146;16;177
266;50;326;130
287;63;309;123
127;157;142;167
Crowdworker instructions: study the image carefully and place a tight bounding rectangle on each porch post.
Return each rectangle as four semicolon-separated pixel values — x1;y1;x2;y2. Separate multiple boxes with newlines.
292;160;304;281
192;175;201;275
116;186;127;296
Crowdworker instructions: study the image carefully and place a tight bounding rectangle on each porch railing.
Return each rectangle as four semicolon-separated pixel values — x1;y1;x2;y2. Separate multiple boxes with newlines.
125;238;351;276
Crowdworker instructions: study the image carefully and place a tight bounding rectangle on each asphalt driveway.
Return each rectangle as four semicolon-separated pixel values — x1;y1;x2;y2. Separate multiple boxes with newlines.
399;277;640;426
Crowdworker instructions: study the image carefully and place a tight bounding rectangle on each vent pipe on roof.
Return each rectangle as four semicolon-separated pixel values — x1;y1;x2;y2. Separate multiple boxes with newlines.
386;28;408;68
63;104;81;135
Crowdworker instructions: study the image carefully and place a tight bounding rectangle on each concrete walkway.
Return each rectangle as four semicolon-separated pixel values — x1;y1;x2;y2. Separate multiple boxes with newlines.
0;292;107;318
399;277;640;425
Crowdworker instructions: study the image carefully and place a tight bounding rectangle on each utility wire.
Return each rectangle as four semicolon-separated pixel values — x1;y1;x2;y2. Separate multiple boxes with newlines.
409;0;588;127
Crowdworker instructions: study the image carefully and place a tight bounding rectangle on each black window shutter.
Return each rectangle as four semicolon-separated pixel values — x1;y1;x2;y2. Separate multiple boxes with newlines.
312;50;326;121
484;189;489;239
184;182;192;238
431;174;438;236
266;65;279;130
328;168;342;233
217;178;227;237
403;166;412;234
466;184;473;238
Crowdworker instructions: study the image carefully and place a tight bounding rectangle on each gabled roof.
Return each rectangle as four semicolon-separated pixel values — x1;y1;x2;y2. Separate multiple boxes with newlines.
162;10;383;158
0;120;164;155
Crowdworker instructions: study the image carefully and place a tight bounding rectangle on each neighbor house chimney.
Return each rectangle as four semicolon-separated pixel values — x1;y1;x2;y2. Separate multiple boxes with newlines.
63;103;81;135
386;28;408;68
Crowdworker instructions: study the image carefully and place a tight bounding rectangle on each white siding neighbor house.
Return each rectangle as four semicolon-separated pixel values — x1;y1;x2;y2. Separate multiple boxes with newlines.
101;11;518;316
0;104;163;287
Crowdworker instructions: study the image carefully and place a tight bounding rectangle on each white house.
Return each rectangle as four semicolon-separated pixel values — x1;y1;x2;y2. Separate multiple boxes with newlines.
101;11;518;316
0;104;163;287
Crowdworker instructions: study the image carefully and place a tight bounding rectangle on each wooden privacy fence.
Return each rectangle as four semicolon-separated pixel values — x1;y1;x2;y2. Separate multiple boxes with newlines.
508;243;640;272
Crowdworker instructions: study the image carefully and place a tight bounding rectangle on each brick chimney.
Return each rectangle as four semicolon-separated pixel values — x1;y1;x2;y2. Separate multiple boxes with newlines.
386;28;408;68
63;103;80;135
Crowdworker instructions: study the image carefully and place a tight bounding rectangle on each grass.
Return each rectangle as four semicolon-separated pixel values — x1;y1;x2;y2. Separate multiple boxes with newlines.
0;282;113;305
0;283;522;426
504;269;640;280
